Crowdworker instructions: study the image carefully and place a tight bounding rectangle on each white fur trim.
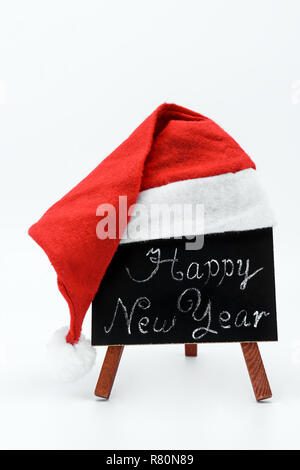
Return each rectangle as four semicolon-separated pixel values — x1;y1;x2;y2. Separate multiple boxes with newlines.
120;169;274;243
47;327;96;382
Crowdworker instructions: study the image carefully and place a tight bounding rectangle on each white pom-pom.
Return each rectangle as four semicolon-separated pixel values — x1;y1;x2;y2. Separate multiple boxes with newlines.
47;327;97;382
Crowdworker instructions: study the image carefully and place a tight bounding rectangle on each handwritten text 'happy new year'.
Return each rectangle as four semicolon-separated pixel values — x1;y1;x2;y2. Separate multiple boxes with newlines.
104;248;270;340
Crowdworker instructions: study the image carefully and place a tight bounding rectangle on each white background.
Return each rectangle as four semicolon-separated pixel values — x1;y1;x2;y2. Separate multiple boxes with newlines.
0;0;300;450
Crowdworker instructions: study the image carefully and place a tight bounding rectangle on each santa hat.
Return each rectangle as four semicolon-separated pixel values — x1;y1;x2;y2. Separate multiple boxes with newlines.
29;103;274;381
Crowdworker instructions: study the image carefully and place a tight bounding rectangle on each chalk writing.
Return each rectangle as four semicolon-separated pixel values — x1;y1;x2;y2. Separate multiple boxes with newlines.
103;287;271;341
125;248;263;290
92;229;277;345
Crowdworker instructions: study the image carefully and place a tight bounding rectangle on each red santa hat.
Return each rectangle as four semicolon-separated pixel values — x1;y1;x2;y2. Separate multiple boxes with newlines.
29;103;274;381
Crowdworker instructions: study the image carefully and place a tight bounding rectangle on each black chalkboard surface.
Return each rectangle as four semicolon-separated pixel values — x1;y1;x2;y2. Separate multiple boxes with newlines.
92;228;277;346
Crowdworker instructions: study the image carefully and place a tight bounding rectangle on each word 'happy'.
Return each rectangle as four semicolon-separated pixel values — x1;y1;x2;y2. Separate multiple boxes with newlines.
125;248;263;290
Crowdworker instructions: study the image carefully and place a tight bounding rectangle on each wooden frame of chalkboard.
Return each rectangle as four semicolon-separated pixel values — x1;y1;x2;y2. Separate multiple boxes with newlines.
92;228;276;401
94;342;272;401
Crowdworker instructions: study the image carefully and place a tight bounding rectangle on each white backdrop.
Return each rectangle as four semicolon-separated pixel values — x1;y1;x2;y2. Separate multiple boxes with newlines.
0;0;300;450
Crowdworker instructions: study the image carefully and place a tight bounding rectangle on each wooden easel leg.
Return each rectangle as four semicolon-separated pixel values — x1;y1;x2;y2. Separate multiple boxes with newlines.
241;342;272;401
94;346;124;399
185;343;197;357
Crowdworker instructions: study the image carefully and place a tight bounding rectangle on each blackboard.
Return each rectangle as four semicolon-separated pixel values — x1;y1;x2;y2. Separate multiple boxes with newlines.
92;228;277;346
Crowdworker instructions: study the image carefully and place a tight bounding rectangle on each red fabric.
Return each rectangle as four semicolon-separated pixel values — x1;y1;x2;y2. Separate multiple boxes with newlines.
29;103;255;344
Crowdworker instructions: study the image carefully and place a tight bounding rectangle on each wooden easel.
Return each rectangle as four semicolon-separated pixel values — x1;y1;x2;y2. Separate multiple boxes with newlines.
94;342;272;401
